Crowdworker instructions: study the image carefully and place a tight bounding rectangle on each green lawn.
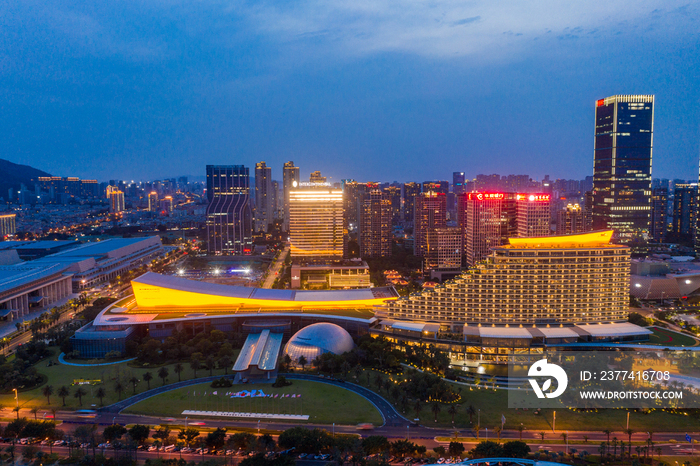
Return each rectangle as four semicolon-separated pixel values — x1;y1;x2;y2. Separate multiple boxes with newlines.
358;369;700;432
122;380;383;425
0;356;238;412
642;327;699;347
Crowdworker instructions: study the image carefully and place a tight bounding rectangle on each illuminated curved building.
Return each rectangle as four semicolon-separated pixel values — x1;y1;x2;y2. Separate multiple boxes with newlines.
374;231;651;356
284;323;355;362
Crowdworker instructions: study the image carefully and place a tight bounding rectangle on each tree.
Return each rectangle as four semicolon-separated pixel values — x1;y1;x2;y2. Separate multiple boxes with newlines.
103;425;127;442
431;402;441;423
58;386;70;406
143;372;153;389
298;355;307;370
114;380;125;400
96;387;106;406
128;376;139;395
74;386;87;406
503;441;530;459
466;404;476;424
433;446;446;457
30;406;39;420
206;427;228;451
494;425;502;442
362;435;391;455
174;363;183;381
190;359;201;378
517;424;524;441
154;425;172;442
448;404;458;424
158;367;169;386
413;400;422;420
625;429;634;458
128;424;150;445
42;385;54;405
539;432;545;441
219;356;232;374
448;441;465;457
178;427;201;447
471;441;504;458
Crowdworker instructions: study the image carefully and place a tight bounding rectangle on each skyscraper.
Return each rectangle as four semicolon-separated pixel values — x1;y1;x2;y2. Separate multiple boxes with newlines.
402;182;421;224
650;188;668;242
309;171;327;183
147;191;158;212
672;184;698;236
282;161;300;232
516;193;551;237
109;190;125;213
359;190;392;258
413;191;446;257
459;192;506;266
206;165;252;255
452;172;466;195
255;162;274;232
592;95;654;240
289;183;344;259
556;204;587;235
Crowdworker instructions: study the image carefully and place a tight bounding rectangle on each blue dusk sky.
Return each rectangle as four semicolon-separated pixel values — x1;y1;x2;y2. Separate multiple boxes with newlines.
1;1;699;183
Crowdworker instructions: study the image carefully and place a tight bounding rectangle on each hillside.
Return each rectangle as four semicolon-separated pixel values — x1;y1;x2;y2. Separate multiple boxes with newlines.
0;158;52;201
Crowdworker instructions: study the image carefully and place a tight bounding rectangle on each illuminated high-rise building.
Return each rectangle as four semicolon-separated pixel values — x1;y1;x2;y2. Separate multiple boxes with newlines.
516;193;551;237
359;190;392;258
592;95;654;240
425;227;462;269
309;171;327;183
650;188;668;243
402;182;421;223
452;172;466;195
148;191;159;212
255;162;274;232
282;161;300;232
413;191;446;257
206;165;252;255
459;192;506;266
109;190;125;213
289;183;344;259
556;204;586;235
382;186;402;225
422;181;449;195
343;182;378;232
0;213;16;238
160;196;173;214
672;183;698;236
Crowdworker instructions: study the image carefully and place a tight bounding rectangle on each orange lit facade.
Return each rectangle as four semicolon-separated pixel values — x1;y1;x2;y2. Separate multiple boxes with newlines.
289;184;344;259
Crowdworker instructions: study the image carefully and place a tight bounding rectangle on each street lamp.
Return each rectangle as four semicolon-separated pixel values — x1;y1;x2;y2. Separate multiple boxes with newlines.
13;388;18;408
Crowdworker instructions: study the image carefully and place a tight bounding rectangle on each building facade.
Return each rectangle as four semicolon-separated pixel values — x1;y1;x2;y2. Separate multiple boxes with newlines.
255;162;274;232
109;190;125;213
359;190;392;258
672;183;697;236
459;192;506;266
0;213;16;238
516;193;551;237
650;187;668;242
413;191;446;257
206;165;253;255
592;95;654;240
402;182;421;224
282;161;300;232
556;204;587;235
289;183;344;259
147;191;158;212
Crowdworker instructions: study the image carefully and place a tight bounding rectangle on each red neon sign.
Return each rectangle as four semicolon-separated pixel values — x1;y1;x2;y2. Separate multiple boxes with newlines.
596;99;605;107
468;192;504;201
516;193;550;202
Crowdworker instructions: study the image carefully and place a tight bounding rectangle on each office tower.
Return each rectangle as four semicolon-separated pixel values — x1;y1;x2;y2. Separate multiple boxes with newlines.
516;193;551;237
475;174;501;191
359;190;392;258
160;196;173;214
309;171;326;183
382;186;402;225
556;204;586;235
459;192;506;266
109;190;125;213
452;172;466;195
422;181;449;195
206;165;252;255
148;191;158;212
592;95;654;240
672;184;698;236
271;180;280;220
0;213;16;238
413;191;446;257
289;183;344;259
254;162;274;232
402;182;421;224
282;161;300;232
650;188;668;242
425;227;462;269
343;182;377;232
377;231;630;330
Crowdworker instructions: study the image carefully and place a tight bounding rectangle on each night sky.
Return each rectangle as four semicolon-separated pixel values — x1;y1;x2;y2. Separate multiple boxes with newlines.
2;1;699;183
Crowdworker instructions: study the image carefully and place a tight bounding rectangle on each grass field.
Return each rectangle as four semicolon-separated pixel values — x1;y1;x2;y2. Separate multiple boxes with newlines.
359;369;700;432
643;327;699;347
122;380;383;425
0;356;238;412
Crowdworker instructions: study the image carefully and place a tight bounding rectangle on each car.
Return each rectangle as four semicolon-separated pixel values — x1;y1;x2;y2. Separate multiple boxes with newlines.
40;440;50;445
181;447;192;453
298;453;307;459
226;450;234;455
148;446;158;452
437;458;445;464
53;440;66;446
164;445;176;452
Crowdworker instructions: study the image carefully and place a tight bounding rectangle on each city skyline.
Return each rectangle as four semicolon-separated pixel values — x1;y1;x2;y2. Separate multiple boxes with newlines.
2;2;699;182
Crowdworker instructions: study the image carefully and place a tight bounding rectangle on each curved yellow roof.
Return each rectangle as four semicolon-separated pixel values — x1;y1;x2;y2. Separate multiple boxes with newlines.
507;230;615;248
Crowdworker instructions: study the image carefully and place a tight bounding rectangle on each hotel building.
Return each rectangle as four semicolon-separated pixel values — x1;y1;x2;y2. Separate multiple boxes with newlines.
516;193;551;237
289;182;344;259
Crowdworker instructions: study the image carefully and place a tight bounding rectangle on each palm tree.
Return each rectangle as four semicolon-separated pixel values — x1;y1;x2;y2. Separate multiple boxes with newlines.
298;355;307;370
42;385;54;404
624;429;634;458
611;437;619;458
560;432;568;445
128;376;139;395
447;404;458;424
431;402;441;423
517;424;525;440
74;387;87;406
50;407;57;422
96;387;106;406
58;386;70;406
143;372;153;389
12;406;20;419
114;381;125;400
158;367;169;386
174;363;184;381
494;426;502;442
475;425;481;440
466;404;476;424
30;406;39;420
190;360;201;378
413;400;422;420
539;432;546;441
602;429;612;454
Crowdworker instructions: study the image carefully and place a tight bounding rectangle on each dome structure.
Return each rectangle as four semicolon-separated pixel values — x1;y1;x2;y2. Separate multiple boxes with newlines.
284;323;354;363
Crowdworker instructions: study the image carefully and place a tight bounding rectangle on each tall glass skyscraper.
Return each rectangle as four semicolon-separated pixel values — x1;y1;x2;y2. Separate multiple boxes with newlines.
206;165;252;255
592;95;654;240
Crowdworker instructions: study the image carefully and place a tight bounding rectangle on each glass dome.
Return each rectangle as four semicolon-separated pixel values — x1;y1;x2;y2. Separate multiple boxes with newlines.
284;323;354;363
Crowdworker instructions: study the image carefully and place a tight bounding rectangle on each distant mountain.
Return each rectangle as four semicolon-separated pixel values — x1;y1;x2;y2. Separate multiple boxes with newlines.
0;158;52;201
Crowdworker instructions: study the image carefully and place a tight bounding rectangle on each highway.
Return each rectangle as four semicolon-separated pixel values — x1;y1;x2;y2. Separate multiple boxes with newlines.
262;245;289;289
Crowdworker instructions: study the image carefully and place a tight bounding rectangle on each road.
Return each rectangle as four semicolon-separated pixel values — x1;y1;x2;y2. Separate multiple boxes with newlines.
262;245;289;289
